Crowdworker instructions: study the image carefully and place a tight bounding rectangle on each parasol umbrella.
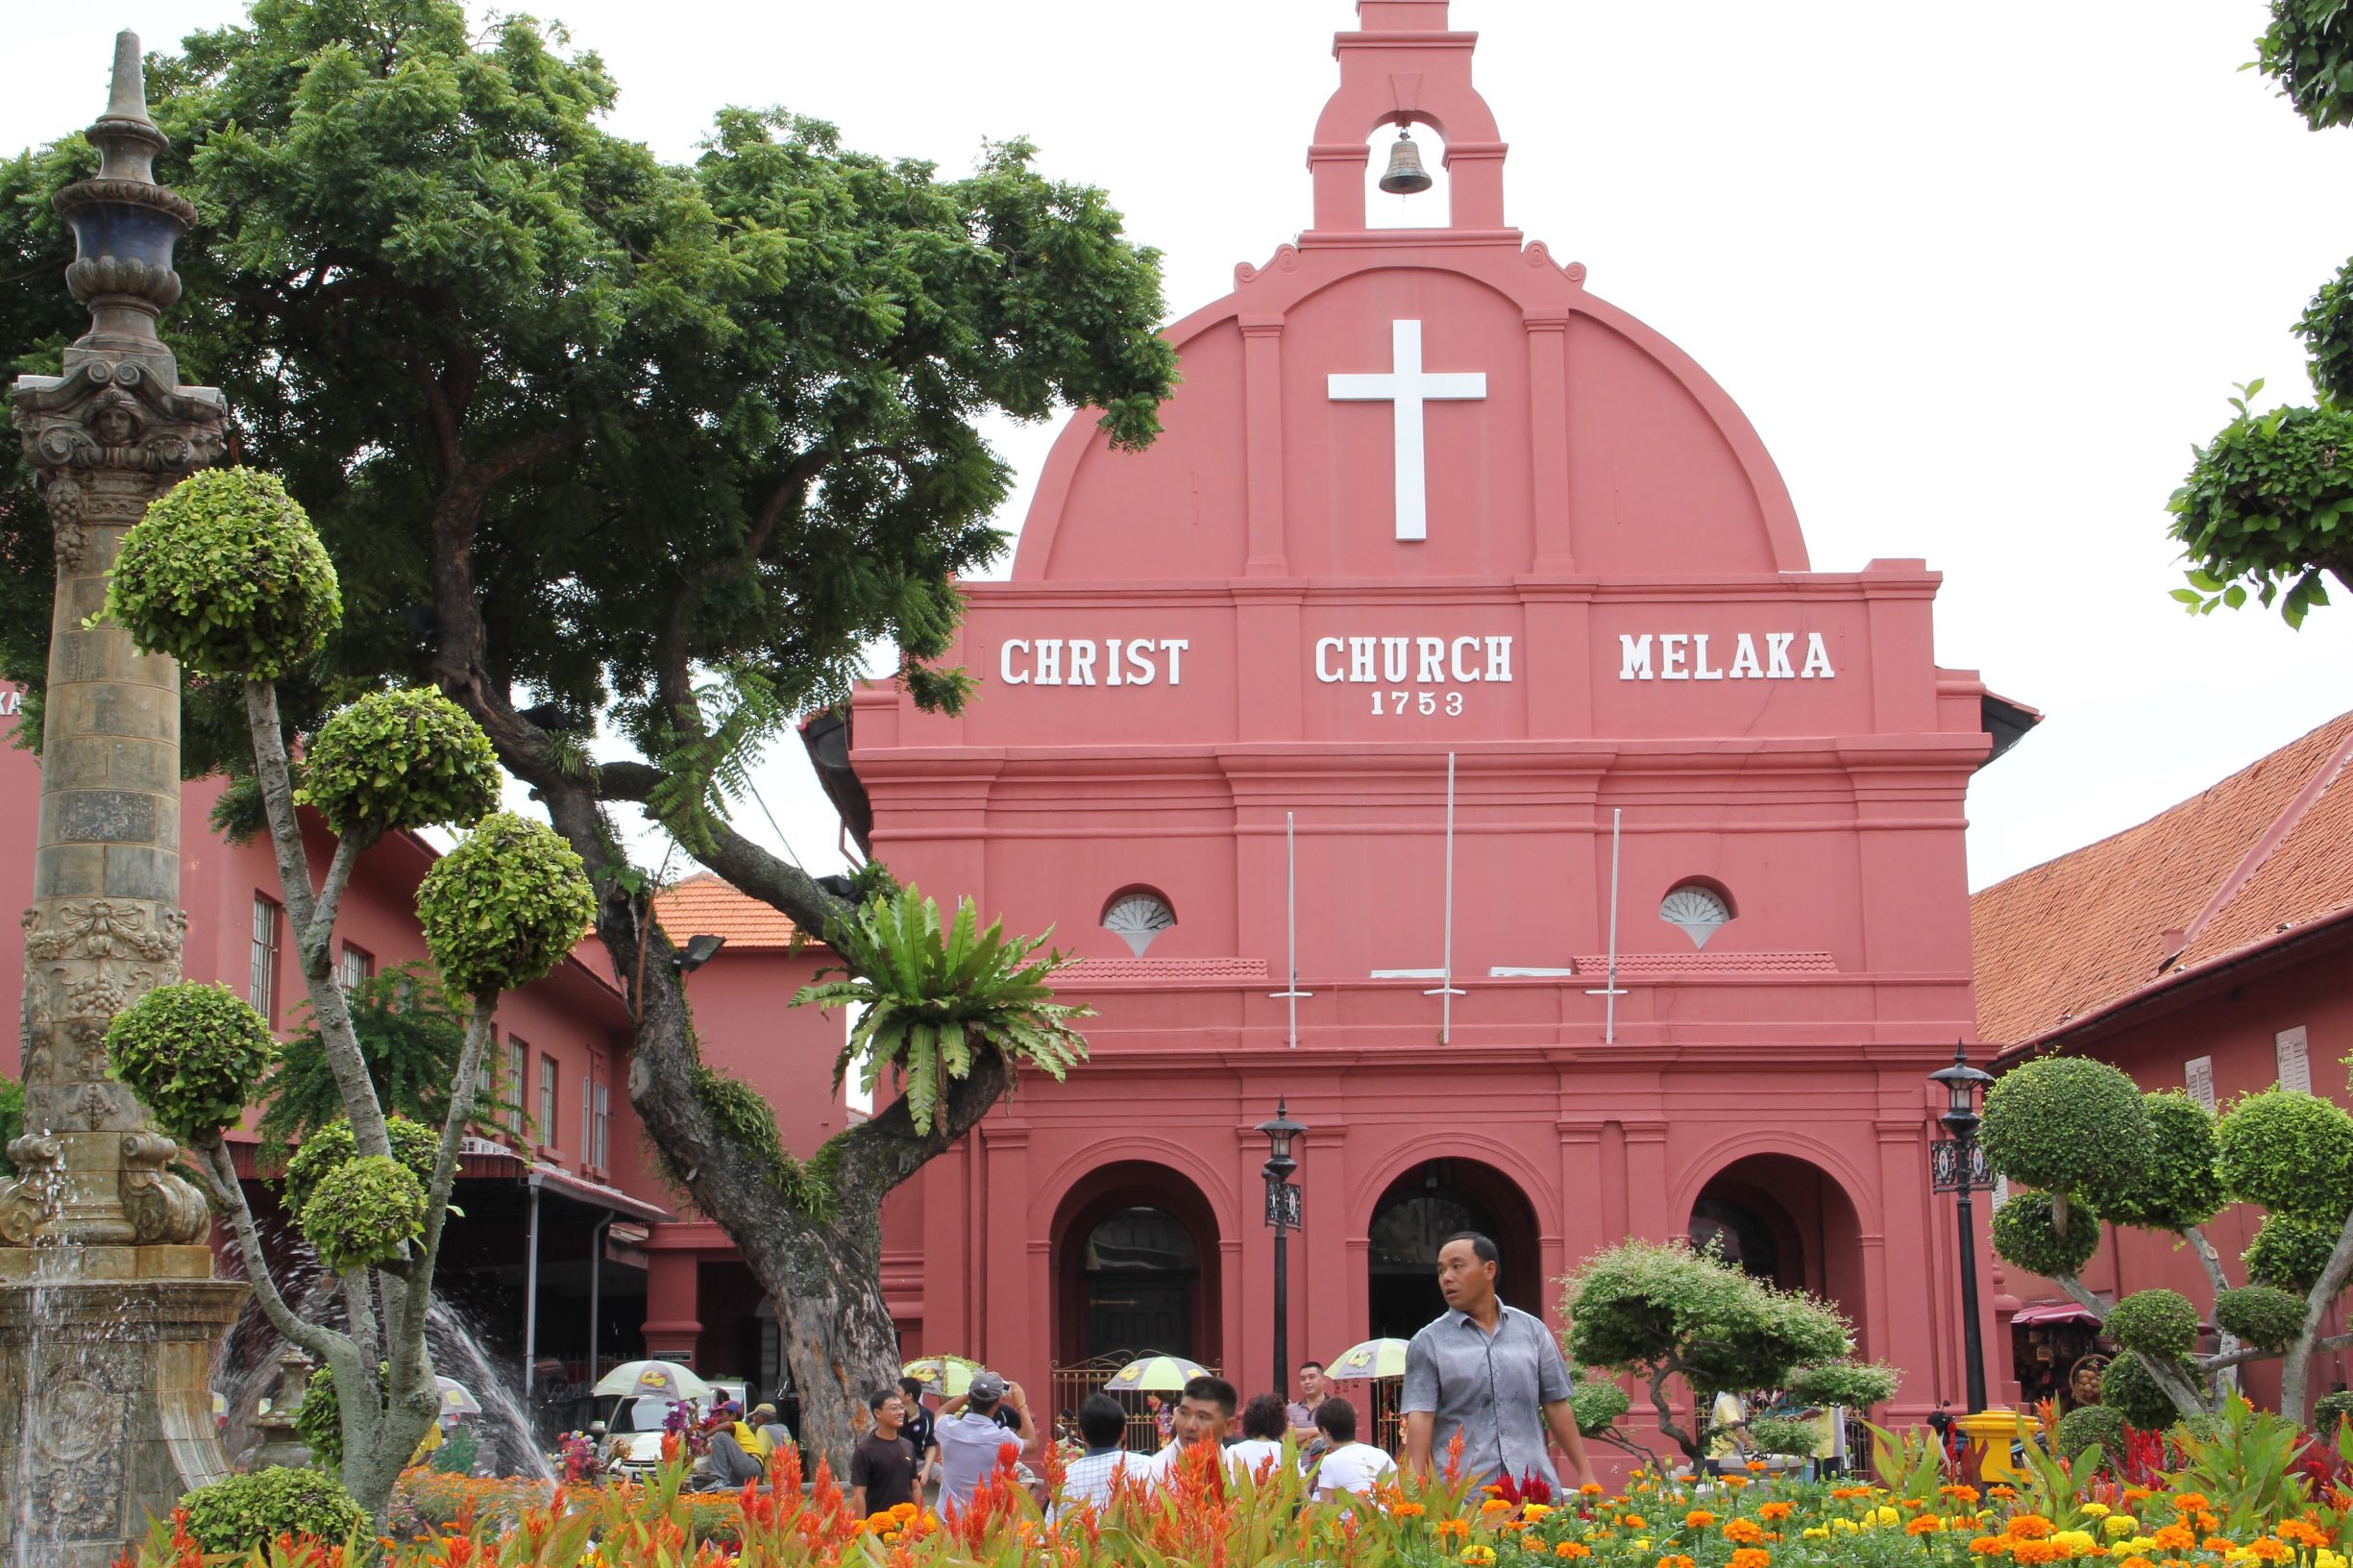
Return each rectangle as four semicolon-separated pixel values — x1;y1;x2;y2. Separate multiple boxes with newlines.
1103;1354;1209;1394
1325;1337;1411;1381
901;1355;982;1398
435;1377;482;1418
591;1359;715;1402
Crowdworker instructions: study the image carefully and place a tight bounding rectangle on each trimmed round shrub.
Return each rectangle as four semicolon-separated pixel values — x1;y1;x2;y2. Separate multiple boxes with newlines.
297;688;502;841
179;1466;365;1554
2215;1285;2309;1354
1981;1056;2151;1208
1784;1360;1901;1409
105;467;341;678
2246;1211;2346;1294
105;982;277;1144
299;1154;426;1273
1745;1416;1821;1458
2218;1090;2353;1219
2052;1404;2128;1464
2106;1288;2200;1360
415;812;596;998
2100;1091;2227;1231
1569;1374;1630;1438
2315;1390;2353;1434
283;1114;440;1213
1991;1189;2102;1279
2100;1351;2186;1432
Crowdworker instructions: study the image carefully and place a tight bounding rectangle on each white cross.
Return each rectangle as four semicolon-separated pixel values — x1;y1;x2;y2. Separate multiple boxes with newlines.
1327;319;1487;541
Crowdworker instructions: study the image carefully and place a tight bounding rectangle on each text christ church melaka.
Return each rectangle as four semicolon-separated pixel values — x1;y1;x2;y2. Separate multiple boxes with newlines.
786;1;2021;1433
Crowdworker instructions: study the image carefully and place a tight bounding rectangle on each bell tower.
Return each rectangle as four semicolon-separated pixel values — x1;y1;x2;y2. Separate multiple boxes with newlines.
1306;0;1515;239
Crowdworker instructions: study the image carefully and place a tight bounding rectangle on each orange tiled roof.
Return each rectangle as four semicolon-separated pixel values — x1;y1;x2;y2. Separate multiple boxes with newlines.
1973;711;2353;1051
650;872;826;953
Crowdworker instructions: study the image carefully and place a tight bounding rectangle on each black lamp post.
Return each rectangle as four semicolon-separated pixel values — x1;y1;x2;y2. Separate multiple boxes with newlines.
1929;1044;1997;1413
1258;1100;1307;1399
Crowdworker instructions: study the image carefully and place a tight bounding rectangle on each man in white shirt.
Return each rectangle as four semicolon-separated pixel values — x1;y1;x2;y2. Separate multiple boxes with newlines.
1145;1374;1239;1487
1310;1397;1395;1502
1057;1395;1135;1515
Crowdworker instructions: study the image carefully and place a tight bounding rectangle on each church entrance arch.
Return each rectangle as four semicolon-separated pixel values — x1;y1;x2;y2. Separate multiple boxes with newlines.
1366;1159;1540;1339
1686;1153;1869;1353
1050;1162;1223;1369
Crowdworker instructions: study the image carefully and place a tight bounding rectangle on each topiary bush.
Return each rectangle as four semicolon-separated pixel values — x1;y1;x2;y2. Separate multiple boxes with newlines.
104;467;341;679
2215;1285;2309;1354
296;687;502;841
299;1154;426;1273
1568;1372;1630;1438
415;812;596;998
2218;1090;2353;1219
2245;1210;2345;1294
104;982;278;1144
2100;1350;2186;1432
1744;1416;1821;1458
179;1465;366;1554
283;1114;440;1213
2316;1390;2353;1434
2100;1091;2227;1232
2106;1288;2200;1360
1980;1056;2151;1209
1990;1190;2103;1279
1784;1360;1901;1410
2052;1404;2128;1465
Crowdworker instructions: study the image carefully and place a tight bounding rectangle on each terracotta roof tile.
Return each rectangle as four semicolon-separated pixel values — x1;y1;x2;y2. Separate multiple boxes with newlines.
650;872;827;953
1973;711;2353;1049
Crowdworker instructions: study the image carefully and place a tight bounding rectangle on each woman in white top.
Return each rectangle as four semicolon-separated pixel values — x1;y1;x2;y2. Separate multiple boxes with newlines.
1225;1393;1292;1482
1309;1397;1395;1502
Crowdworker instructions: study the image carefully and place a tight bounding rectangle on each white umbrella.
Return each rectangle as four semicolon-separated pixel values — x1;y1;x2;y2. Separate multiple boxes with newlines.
435;1376;482;1418
590;1360;715;1402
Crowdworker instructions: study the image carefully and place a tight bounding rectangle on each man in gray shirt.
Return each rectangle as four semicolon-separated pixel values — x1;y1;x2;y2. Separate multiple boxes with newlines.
1401;1232;1598;1493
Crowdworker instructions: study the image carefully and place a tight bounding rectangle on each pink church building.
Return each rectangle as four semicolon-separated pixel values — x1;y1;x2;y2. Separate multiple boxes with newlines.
760;0;2033;1434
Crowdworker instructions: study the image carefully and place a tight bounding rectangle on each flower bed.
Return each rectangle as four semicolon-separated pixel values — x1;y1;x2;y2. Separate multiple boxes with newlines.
121;1399;2353;1568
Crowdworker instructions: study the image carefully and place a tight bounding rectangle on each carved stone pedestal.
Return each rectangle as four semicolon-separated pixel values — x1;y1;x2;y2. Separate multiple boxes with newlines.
0;1245;246;1565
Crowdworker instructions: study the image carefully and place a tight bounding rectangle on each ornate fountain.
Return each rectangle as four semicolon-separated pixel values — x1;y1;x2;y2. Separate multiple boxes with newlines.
0;31;244;1566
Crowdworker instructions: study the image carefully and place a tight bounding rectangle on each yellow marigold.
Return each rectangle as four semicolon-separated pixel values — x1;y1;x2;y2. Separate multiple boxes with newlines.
1556;1543;1592;1559
1831;1520;1860;1534
1728;1550;1770;1568
1524;1506;1554;1523
1909;1518;1948;1537
1803;1530;1831;1541
2316;1551;2347;1568
1866;1507;1903;1529
1463;1548;1499;1566
1685;1512;1718;1530
1759;1503;1794;1522
2049;1530;2098;1558
2103;1518;2137;1539
2082;1506;2113;1520
1725;1520;1766;1545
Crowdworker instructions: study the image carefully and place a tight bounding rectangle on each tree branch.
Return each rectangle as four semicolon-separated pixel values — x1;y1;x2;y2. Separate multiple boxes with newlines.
2199;1333;2353;1376
2283;1210;2353;1420
245;679;319;940
690;818;858;947
402;998;498;1357
302;832;367;974
191;1133;350;1366
2180;1223;2243;1391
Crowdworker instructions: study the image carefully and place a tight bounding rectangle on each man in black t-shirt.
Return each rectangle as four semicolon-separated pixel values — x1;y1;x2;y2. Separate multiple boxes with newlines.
897;1376;937;1490
849;1386;919;1517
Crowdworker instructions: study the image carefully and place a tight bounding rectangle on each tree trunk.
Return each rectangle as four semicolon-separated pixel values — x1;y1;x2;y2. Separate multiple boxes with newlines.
779;1233;901;1475
2282;1211;2353;1423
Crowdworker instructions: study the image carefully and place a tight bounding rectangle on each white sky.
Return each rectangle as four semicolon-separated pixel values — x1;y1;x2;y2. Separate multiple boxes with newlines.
9;1;2351;894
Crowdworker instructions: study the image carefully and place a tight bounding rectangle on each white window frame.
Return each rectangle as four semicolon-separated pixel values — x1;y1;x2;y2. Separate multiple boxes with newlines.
250;894;282;1022
538;1051;558;1152
592;1081;610;1170
2186;1055;2217;1112
337;942;373;993
2277;1026;2312;1094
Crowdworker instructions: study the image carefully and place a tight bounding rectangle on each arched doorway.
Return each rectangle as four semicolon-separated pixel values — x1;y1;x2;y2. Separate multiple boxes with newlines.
1051;1162;1223;1367
1367;1159;1541;1339
1686;1152;1869;1351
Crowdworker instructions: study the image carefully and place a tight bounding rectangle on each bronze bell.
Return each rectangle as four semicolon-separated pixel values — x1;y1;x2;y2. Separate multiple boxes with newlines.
1379;126;1433;195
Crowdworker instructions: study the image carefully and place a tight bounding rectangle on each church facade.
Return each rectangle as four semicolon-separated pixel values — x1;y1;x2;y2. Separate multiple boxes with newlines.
802;0;2021;1429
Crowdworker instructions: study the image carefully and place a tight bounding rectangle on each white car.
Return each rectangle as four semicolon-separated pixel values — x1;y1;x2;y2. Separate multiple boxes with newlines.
602;1379;754;1482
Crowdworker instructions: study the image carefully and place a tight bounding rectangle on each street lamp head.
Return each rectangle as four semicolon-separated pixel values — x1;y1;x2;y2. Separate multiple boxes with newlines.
672;933;726;973
1257;1098;1307;1164
1928;1042;1994;1119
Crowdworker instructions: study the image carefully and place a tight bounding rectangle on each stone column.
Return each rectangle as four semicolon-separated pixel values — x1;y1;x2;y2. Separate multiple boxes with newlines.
0;32;243;1567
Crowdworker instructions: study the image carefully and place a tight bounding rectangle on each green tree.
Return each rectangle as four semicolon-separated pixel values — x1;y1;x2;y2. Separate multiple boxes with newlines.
1561;1237;1898;1466
2165;3;2353;624
1980;1056;2353;1424
0;0;1171;1468
254;962;520;1173
99;466;581;1524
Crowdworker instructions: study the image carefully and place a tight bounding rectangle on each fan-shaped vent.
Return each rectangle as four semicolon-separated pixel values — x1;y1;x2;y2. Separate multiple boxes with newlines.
1659;884;1731;949
1102;892;1176;958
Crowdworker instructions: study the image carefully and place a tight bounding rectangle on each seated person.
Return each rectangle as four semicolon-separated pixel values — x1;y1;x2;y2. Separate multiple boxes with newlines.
1309;1398;1395;1502
1225;1393;1291;1480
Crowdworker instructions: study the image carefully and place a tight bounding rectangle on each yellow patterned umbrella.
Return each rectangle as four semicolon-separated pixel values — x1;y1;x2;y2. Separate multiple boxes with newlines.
902;1356;982;1398
1103;1355;1208;1394
1325;1337;1410;1381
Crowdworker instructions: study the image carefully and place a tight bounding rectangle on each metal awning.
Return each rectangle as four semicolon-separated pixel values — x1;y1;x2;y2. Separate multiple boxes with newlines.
2010;1301;2099;1327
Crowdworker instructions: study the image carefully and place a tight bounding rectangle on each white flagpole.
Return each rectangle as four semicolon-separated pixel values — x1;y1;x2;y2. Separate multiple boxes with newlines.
1270;811;1312;1046
1424;752;1466;1043
1584;807;1628;1044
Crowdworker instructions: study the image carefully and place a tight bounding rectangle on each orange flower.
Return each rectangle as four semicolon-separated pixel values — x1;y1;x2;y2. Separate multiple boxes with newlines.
1438;1519;1473;1542
1723;1477;1751;1491
2013;1541;2065;1565
2276;1521;2330;1549
2197;1515;2221;1536
1581;1484;1606;1498
1901;1499;1929;1511
1943;1486;1984;1505
1989;1486;2020;1502
1725;1520;1767;1545
2202;1540;2237;1556
1746;1460;1769;1474
1970;1539;2012;1557
2247;1540;2292;1564
1622;1515;1649;1530
1656;1556;1696;1568
1728;1549;1771;1568
1759;1504;1795;1522
1556;1544;1593;1559
2149;1528;2194;1554
1483;1500;1514;1515
2009;1517;2057;1541
1395;1504;1428;1520
2170;1497;2211;1516
1908;1517;1947;1537
2121;1490;2153;1506
1685;1512;1719;1530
